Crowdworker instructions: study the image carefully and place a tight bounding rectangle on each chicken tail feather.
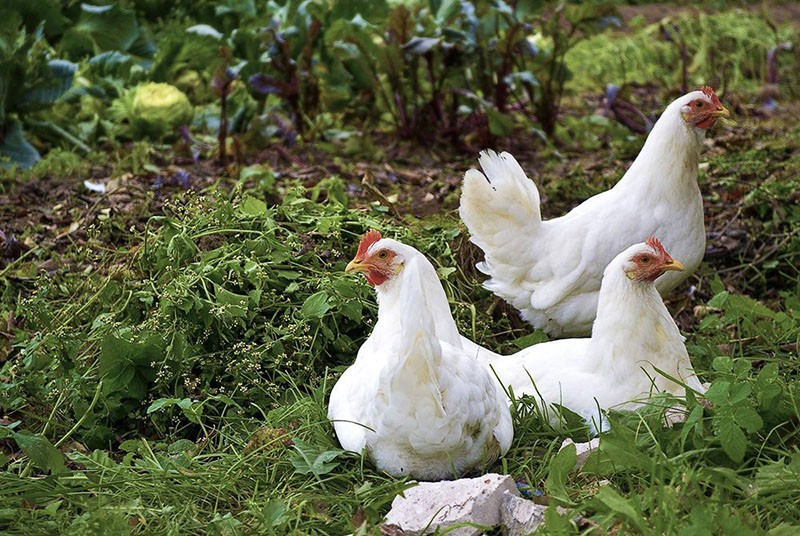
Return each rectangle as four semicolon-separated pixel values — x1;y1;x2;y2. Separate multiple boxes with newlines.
459;150;542;300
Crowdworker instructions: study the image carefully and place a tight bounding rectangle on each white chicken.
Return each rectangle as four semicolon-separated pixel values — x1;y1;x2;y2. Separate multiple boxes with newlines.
483;237;707;432
460;87;729;337
328;230;513;480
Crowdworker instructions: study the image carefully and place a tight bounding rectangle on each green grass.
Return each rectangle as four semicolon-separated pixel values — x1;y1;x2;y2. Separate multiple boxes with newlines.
2;133;799;533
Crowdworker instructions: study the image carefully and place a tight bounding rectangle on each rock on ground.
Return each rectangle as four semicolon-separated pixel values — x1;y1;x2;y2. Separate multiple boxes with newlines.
383;473;519;536
500;491;547;536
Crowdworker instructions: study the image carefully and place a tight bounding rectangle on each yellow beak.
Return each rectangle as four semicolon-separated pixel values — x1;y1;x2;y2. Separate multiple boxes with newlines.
345;258;369;274
712;105;730;118
663;259;686;272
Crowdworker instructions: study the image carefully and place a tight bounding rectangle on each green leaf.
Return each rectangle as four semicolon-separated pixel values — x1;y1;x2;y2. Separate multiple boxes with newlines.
704;381;730;406
512;330;549;350
725;294;776;319
728;382;751;405
733;406;763;433
168;439;197;454
435;0;461;24
331;0;389;24
716;416;746;462
486;108;514;137
240;195;268;216
290;439;343;477
711;356;733;373
21;60;76;108
339;300;363;323
586;424;648;473
707;291;730;308
99;331;161;396
545;442;576;505
592;486;644;531
12;431;66;474
680;404;705;447
436;266;456;280
0;120;40;169
301;291;330;319
62;4;140;55
215;285;249;318
147;398;180;413
167;234;198;264
261;501;289;529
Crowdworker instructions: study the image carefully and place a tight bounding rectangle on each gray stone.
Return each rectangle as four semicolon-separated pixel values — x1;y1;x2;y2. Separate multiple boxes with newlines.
500;491;546;535
560;437;600;469
384;473;519;536
663;405;688;427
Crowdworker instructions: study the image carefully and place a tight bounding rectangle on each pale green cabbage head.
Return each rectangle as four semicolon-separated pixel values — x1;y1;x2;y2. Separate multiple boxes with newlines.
114;82;193;139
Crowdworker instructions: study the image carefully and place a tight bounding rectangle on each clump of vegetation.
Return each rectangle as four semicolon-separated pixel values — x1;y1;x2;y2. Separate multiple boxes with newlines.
110;82;193;140
567;10;797;94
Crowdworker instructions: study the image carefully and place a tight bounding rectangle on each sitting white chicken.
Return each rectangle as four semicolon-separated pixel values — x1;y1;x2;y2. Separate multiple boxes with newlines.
483;237;707;432
328;231;513;480
460;87;729;337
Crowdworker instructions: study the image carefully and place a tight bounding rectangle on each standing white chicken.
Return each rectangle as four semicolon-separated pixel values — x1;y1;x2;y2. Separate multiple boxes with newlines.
483;237;707;432
328;231;513;480
460;87;729;337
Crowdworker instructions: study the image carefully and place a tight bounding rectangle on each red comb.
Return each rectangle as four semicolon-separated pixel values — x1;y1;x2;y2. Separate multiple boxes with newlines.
645;236;670;259
700;86;722;108
355;230;382;259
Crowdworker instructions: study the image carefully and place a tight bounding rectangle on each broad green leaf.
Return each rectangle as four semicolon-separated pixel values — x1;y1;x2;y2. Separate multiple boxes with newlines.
486;108;514;137
725;294;777;319
716;417;746;462
20;60;76;108
711;356;733;373
167;234;198;264
0;120;40;169
215;285;249;318
585;424;648;473
147;398;181;413
512;330;549;350
12;431;66;474
339;300;363;323
704;381;730;406
240;195;268;216
290;439;342;477
733;406;763;433
301;291;330;319
707;291;730;309
62;4;140;55
261;501;289;528
593;486;644;531
99;331;161;397
545;442;576;505
728;382;751;404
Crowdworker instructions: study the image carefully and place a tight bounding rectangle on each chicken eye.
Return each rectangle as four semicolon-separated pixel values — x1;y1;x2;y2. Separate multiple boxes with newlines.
694;100;705;108
377;251;388;259
640;255;650;263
